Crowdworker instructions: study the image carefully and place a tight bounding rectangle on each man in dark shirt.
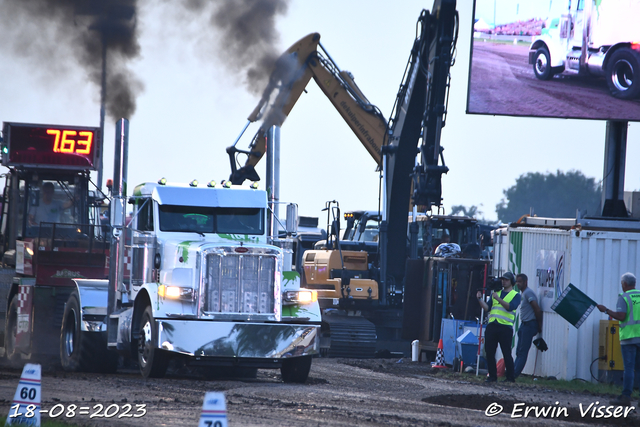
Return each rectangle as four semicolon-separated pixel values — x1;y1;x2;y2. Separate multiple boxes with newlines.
513;273;543;379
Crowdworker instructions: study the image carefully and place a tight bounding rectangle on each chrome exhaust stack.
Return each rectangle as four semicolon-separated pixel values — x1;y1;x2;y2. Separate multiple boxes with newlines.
108;118;129;317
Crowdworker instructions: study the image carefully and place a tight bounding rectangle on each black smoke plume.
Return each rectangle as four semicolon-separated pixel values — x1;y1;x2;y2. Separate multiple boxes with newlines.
0;0;143;120
180;0;291;95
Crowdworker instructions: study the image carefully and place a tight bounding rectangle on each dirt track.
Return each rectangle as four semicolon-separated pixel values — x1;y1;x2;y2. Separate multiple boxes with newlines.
467;41;640;121
1;357;638;427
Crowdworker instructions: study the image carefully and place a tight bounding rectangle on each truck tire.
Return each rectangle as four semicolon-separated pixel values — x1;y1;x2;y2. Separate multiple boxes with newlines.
138;306;169;378
60;292;117;373
4;296;22;367
533;47;553;80
280;356;312;383
607;48;640;99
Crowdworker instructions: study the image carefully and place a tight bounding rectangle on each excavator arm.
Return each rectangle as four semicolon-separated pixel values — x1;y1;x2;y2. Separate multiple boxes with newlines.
228;33;388;184
380;0;458;303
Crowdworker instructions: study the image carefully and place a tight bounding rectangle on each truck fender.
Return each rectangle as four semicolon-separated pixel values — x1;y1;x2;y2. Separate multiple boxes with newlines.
71;279;109;332
530;36;565;68
131;288;152;345
602;43;634;71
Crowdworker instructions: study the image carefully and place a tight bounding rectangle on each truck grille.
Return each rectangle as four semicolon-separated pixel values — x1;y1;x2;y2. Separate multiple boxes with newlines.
204;252;276;315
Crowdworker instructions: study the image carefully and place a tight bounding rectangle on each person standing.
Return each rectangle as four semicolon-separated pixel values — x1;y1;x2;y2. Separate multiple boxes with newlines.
513;273;543;379
477;271;521;383
597;272;640;406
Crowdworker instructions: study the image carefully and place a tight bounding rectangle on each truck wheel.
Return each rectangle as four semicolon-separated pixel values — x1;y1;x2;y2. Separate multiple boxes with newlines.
533;47;553;80
60;292;118;373
4;296;22;367
607;48;640;99
138;306;169;378
280;356;312;383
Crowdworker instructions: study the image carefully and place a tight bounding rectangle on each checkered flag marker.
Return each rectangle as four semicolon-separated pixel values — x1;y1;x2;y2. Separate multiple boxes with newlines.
551;283;596;329
17;286;29;309
431;339;447;368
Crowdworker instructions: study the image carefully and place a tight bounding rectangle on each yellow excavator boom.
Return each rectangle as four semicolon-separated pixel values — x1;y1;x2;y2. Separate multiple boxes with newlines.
229;33;387;184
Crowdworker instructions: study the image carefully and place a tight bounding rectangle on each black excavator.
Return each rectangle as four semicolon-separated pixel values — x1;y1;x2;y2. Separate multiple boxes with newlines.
227;0;466;357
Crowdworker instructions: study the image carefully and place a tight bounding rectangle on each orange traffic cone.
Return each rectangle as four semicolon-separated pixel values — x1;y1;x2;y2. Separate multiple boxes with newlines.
431;339;447;368
496;358;506;377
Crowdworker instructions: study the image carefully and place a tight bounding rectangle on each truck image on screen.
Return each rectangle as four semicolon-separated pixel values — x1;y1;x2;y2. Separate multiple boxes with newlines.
529;0;640;99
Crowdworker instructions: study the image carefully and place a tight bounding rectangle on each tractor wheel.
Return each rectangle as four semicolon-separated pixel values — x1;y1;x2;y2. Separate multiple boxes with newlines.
4;296;22;367
60;291;117;373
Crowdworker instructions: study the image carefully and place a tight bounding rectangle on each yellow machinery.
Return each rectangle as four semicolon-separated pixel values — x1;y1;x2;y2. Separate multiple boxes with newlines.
228;33;386;185
300;202;379;358
598;320;623;371
303;250;378;302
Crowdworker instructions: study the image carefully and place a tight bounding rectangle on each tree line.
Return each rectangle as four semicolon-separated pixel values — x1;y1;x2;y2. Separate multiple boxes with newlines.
452;170;603;224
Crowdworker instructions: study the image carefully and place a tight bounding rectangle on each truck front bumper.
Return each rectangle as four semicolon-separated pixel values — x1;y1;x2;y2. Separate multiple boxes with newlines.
155;319;320;359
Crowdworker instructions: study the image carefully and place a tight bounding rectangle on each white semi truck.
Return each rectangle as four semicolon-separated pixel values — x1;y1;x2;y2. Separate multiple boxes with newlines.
72;120;321;380
529;0;640;99
2;119;321;382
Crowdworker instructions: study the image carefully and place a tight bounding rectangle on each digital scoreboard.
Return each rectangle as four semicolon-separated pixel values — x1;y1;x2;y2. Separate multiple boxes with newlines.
2;122;100;170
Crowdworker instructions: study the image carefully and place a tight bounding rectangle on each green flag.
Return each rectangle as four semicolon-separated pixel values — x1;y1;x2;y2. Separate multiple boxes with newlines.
551;283;596;328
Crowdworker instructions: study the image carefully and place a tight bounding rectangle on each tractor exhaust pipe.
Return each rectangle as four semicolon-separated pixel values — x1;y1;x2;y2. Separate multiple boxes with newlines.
108;118;129;316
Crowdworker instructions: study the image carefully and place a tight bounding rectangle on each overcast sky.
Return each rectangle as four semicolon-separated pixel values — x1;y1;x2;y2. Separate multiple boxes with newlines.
0;0;637;222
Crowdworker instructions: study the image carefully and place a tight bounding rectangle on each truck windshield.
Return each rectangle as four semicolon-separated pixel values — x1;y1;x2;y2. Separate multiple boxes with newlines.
353;217;380;242
159;205;264;235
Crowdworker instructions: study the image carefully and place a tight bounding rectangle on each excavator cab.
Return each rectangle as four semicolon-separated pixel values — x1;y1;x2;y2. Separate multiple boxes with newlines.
339;211;380;266
413;215;482;259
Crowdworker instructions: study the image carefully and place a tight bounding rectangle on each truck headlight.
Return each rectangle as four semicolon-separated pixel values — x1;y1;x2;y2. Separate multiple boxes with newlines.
158;285;195;301
283;289;317;304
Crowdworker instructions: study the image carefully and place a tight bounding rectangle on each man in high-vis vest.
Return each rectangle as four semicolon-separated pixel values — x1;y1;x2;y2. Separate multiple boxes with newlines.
597;272;640;407
477;271;521;383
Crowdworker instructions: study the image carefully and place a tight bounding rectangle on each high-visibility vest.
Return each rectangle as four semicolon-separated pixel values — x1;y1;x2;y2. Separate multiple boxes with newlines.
619;289;640;341
488;289;518;326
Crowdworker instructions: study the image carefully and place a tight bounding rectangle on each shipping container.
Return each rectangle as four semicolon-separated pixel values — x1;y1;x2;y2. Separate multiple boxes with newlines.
492;216;640;381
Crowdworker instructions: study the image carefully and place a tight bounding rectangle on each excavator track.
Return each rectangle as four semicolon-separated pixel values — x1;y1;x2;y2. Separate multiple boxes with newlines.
321;310;377;358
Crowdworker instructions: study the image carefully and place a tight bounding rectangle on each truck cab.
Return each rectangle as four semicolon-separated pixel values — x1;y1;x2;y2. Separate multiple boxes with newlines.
530;0;640;99
67;180;321;381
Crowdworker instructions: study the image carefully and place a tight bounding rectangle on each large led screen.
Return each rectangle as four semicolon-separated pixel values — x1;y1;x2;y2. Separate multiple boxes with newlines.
467;0;640;121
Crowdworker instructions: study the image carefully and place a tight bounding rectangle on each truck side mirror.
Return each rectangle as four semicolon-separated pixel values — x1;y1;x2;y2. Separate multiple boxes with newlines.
285;203;298;236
